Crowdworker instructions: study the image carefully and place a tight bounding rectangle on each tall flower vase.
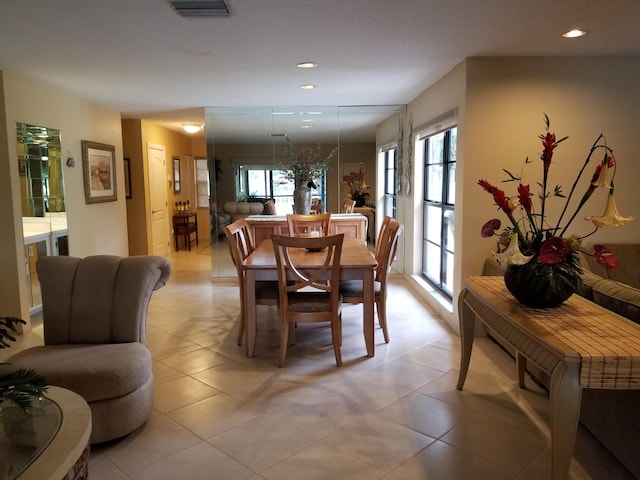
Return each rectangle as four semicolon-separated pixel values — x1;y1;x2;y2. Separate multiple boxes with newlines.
292;184;311;214
503;258;580;308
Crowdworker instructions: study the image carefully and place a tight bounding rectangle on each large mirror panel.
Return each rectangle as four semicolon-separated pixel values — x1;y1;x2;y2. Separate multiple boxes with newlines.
205;105;405;278
17;122;68;311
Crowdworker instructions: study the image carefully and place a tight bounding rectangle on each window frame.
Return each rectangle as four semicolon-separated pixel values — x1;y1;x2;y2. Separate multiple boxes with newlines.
420;127;456;298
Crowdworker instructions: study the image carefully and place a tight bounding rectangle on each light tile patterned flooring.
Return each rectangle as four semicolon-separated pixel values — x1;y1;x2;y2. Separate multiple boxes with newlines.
9;244;635;479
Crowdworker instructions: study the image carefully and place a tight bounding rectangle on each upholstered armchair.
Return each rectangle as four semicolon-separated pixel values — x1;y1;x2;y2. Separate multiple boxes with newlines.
7;255;171;444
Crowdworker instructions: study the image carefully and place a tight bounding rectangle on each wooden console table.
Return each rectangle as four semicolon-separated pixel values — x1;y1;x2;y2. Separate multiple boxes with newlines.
457;276;640;480
245;213;368;246
173;211;198;251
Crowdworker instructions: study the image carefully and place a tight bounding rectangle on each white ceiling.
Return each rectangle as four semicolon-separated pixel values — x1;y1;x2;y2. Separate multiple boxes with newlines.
1;0;639;143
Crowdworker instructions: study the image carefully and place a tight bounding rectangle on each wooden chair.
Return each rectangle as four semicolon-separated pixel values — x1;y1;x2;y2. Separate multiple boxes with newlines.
340;217;402;343
286;213;331;236
224;219;278;345
272;233;344;367
375;215;393;258
341;198;356;213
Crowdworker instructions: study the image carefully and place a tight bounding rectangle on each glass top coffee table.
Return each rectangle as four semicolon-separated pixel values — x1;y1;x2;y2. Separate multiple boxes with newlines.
0;386;91;480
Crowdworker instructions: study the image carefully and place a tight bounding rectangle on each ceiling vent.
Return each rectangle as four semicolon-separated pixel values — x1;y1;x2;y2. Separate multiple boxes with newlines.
169;0;230;17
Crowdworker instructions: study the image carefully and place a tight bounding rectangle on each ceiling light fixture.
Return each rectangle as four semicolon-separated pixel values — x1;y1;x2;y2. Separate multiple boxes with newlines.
297;62;318;68
182;124;203;134
562;29;588;38
301;84;316;90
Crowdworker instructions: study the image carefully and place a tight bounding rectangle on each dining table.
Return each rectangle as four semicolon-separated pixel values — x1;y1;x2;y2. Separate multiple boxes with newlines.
242;236;378;358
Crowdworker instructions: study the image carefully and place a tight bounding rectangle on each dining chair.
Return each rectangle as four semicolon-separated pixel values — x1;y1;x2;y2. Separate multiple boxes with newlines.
375;215;393;258
272;233;344;367
341;198;356;213
340;217;402;343
286;212;331;236
224;219;279;345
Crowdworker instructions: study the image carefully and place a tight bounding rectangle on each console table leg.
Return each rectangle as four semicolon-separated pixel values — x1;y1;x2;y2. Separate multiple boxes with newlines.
516;351;527;388
549;362;582;480
457;289;474;390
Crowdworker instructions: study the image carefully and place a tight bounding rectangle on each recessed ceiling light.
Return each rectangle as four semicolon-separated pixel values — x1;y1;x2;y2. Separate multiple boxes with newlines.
182;124;203;133
301;125;312;129
302;119;313;123
301;84;316;90
297;62;318;68
562;29;588;38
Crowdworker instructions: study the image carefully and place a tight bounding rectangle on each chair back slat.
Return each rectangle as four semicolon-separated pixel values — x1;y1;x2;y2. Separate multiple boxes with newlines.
286;213;331;236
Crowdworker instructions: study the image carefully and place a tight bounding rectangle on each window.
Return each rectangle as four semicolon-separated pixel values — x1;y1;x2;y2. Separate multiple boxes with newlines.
195;158;209;208
240;165;325;215
420;127;456;298
380;147;397;219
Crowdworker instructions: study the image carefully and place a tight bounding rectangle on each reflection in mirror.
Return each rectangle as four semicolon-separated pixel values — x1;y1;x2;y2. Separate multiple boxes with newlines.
205;105;405;278
17;122;68;312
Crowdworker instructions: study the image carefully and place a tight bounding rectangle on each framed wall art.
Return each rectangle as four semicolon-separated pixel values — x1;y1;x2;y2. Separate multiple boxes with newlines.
82;140;117;204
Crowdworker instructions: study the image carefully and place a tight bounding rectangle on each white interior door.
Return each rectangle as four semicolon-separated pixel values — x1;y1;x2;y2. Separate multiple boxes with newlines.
148;143;169;256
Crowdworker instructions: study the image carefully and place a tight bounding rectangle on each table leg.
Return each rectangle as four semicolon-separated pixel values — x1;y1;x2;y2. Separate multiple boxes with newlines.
516;351;527;388
549;362;581;480
245;269;257;357
456;288;475;390
363;266;375;357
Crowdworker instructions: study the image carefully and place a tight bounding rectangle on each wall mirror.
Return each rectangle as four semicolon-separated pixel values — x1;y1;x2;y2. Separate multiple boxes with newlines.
204;105;405;278
173;156;181;193
17;122;68;311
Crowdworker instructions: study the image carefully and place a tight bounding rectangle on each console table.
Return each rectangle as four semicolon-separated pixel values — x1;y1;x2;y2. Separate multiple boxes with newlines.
245;213;368;246
457;276;640;480
172;211;198;251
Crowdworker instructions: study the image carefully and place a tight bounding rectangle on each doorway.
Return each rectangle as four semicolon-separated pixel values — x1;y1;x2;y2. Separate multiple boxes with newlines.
147;143;169;256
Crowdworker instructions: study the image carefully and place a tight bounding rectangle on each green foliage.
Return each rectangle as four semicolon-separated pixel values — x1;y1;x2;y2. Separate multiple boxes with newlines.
0;316;48;412
278;139;339;186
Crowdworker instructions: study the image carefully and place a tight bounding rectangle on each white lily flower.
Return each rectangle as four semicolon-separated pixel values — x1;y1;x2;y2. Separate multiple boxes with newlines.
493;234;534;266
586;192;634;228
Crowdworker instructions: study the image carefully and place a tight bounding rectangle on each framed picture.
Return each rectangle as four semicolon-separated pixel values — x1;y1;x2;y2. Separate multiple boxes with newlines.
82;140;117;204
123;157;132;199
340;162;364;183
173;156;181;193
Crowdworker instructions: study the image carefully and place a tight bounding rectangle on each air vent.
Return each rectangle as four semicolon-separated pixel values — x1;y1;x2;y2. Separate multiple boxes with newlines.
169;0;230;17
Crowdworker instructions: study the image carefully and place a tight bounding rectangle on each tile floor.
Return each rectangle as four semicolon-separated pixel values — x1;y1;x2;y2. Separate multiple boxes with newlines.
8;244;636;479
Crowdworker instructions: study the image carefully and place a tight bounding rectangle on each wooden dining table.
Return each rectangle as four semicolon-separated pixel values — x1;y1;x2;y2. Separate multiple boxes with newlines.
242;236;378;358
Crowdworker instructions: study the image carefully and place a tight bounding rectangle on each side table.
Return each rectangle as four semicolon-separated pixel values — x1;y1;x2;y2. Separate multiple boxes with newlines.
1;386;92;480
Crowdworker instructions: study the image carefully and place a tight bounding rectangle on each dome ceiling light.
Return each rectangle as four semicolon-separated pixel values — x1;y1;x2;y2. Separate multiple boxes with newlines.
182;124;203;134
562;29;588;38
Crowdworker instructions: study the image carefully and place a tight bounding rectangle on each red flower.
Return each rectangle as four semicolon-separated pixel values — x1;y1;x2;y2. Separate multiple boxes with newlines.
540;132;556;170
517;184;532;214
538;236;569;264
593;244;619;268
346;178;354;187
478;179;512;216
481;218;501;237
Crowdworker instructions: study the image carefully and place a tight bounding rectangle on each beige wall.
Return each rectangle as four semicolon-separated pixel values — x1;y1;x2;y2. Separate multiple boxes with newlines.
388;56;640;332
1;71;128;321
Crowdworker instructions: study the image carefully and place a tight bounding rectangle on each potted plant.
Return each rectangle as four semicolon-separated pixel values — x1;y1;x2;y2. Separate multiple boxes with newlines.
279;139;338;214
0;316;48;411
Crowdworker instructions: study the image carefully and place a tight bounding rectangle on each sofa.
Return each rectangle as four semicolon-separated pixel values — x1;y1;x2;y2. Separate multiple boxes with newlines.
213;201;265;236
481;243;640;476
223;201;264;222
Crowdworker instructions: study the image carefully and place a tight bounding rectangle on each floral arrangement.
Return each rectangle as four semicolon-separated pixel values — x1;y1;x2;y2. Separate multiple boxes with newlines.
279;139;338;187
479;114;633;270
346;167;369;203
